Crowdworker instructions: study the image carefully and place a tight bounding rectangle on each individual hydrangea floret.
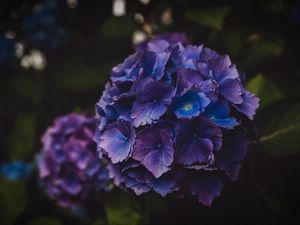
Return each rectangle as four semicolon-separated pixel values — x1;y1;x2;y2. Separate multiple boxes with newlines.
172;91;209;119
99;119;136;163
204;100;239;129
132;123;174;178
38;113;110;208
95;33;259;206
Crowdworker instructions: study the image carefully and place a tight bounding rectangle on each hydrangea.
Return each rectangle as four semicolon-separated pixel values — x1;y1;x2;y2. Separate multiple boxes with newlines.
24;0;67;49
95;34;259;206
38;113;110;208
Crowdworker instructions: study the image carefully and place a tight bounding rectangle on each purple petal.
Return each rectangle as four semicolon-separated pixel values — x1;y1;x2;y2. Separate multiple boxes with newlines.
214;118;239;129
59;172;82;195
66;140;91;170
141;50;170;79
204;101;239;129
176;137;214;165
217;133;249;181
132;102;167;127
189;175;223;206
131;80;175;127
147;39;170;53
157;32;188;45
199;47;219;62
181;45;203;62
208;55;239;83
233;90;260;119
111;52;140;82
99;120;135;163
147;173;176;197
143;146;172;178
175;117;222;165
200;79;218;102
176;68;203;95
133;126;174;178
111;96;134;122
219;79;243;104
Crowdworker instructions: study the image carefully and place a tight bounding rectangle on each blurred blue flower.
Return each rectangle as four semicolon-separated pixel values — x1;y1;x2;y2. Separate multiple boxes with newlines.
0;161;32;181
24;1;67;49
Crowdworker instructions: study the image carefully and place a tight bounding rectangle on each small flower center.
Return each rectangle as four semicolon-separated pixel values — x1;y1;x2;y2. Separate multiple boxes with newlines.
156;143;162;148
183;103;193;111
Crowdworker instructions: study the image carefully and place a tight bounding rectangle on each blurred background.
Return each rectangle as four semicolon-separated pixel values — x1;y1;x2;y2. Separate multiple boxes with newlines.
1;0;300;224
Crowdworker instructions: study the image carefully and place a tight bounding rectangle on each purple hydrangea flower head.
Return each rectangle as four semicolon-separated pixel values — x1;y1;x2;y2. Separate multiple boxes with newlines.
95;33;259;206
38;113;110;208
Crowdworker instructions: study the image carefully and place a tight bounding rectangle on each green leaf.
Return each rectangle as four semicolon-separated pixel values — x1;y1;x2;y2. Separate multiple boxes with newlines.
185;6;230;30
257;100;300;155
54;59;106;92
105;193;146;225
221;30;247;57
91;218;108;225
102;16;137;38
0;84;26;116
246;74;284;109
10;75;43;104
267;0;285;12
29;217;62;225
243;36;284;68
0;180;28;225
106;205;141;225
10;113;36;160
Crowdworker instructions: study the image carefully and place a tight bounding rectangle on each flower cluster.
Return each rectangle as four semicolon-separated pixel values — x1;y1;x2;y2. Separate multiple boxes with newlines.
95;34;259;206
24;0;67;49
38;113;110;208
